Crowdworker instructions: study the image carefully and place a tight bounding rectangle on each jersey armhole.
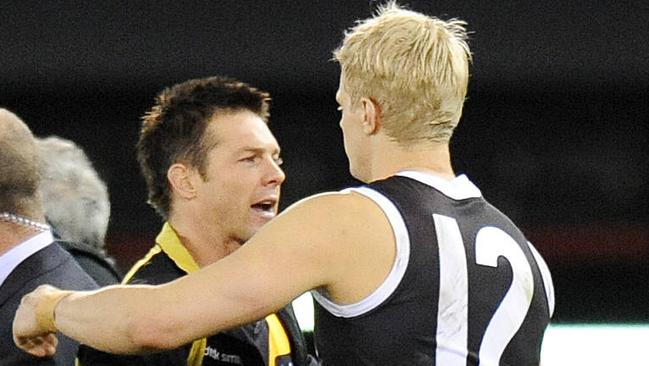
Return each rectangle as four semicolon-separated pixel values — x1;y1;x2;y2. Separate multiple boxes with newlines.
311;186;411;318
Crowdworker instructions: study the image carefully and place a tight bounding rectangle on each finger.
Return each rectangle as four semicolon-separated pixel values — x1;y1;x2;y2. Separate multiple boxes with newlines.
23;338;48;357
44;343;56;357
17;335;55;358
44;333;58;356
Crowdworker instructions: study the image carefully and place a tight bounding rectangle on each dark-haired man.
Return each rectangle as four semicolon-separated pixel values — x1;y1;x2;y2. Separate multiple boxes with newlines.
77;76;316;366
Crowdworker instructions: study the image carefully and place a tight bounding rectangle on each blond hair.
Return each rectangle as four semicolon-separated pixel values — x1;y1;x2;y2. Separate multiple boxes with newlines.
334;1;471;144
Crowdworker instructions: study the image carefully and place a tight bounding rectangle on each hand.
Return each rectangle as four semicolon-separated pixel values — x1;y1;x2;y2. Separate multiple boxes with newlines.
13;284;62;357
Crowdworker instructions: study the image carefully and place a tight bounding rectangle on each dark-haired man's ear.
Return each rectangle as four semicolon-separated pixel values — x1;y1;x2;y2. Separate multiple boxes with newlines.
361;97;381;134
167;163;197;200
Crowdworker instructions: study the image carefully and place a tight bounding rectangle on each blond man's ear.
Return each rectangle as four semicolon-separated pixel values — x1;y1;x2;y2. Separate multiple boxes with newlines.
361;97;381;135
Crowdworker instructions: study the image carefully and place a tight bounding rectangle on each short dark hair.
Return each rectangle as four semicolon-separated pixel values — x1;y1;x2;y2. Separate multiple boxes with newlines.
137;76;271;219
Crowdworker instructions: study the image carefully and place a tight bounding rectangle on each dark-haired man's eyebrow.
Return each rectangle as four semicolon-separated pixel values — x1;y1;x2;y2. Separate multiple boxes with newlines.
239;146;281;156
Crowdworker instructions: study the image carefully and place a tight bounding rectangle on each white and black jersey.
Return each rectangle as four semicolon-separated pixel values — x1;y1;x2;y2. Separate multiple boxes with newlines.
312;171;554;366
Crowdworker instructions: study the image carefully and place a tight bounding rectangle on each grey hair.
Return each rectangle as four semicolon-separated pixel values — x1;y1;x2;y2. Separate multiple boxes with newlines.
36;136;110;251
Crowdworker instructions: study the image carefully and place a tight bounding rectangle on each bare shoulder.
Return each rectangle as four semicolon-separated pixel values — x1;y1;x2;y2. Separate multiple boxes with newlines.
279;190;386;225
262;190;388;245
261;191;395;299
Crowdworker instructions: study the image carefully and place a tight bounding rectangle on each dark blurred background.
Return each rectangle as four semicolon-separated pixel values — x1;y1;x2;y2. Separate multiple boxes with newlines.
2;1;647;323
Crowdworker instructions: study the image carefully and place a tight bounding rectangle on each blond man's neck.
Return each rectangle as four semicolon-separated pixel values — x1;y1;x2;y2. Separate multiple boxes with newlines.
367;138;455;182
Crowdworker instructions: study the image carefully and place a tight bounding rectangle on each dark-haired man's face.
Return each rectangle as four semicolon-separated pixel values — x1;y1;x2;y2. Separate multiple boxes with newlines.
192;110;285;244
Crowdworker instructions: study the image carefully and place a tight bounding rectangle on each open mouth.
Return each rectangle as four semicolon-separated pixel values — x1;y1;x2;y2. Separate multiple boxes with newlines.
251;199;276;214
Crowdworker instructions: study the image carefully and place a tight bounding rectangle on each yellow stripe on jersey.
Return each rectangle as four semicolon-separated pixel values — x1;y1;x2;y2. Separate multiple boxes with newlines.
155;223;205;365
155;222;200;274
266;313;292;366
129;223;206;365
122;245;162;283
187;337;207;366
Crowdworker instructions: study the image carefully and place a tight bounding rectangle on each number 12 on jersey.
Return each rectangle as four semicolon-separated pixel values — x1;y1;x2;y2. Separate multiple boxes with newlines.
433;214;554;366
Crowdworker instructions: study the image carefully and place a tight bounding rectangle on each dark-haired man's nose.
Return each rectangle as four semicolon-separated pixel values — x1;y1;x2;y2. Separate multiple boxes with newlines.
264;158;285;186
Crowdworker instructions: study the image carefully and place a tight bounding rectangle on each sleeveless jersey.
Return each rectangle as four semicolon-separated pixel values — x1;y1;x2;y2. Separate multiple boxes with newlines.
312;172;554;366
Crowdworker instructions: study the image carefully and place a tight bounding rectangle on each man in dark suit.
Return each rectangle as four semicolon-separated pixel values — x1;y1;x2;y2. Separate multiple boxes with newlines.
0;108;98;365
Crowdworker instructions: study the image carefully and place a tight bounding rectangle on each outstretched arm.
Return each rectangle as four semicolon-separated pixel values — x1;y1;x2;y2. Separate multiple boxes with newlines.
14;191;391;356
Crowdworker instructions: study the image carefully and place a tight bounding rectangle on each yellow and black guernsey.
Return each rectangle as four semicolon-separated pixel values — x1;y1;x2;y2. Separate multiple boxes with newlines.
78;223;316;366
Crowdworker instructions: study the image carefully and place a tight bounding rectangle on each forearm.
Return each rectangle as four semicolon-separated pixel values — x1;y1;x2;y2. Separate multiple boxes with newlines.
53;285;162;354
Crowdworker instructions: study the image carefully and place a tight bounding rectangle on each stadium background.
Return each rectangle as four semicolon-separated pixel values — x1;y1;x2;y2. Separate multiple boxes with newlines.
2;0;647;327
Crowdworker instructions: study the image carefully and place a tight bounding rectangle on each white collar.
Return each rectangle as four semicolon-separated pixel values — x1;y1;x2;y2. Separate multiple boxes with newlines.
396;170;482;200
0;230;54;287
